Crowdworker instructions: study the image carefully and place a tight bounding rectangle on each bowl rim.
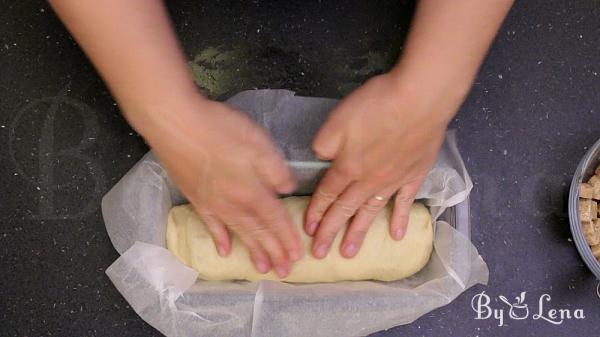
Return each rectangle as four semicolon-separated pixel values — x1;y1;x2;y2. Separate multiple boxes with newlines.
568;137;600;280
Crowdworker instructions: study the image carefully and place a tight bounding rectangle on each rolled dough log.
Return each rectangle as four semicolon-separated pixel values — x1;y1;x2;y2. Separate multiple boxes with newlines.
166;196;433;283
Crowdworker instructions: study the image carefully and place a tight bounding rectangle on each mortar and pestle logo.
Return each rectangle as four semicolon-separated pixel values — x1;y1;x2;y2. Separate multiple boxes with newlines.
499;291;529;320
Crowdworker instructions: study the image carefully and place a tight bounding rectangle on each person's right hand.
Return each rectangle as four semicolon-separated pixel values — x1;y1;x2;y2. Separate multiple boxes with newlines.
133;95;303;278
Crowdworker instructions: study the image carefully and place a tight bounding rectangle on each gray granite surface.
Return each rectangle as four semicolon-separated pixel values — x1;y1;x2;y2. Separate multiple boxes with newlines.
1;1;599;336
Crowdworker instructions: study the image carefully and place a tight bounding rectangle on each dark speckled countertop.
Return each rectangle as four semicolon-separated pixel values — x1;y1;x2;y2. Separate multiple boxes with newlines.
1;1;600;336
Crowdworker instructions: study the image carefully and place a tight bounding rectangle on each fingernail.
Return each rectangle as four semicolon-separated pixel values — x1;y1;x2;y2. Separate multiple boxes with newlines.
275;265;288;278
256;260;269;274
393;227;405;240
307;222;318;235
342;243;357;257
314;244;328;259
216;245;227;257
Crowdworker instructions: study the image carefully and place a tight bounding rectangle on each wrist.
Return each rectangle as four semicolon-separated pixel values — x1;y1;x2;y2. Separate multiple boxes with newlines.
386;64;473;123
122;86;210;141
390;54;475;97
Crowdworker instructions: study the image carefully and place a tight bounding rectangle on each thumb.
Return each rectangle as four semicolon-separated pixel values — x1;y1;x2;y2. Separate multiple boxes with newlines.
253;141;297;194
312;115;344;160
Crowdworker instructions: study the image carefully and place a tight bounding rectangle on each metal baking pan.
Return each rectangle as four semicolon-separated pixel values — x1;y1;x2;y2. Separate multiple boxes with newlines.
287;159;471;240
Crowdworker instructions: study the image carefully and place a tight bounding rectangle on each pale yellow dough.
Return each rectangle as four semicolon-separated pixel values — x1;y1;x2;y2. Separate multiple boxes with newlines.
166;196;433;283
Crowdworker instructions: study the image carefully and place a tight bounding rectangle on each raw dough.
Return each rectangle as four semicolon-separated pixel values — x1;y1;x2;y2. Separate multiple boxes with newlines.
166;196;433;283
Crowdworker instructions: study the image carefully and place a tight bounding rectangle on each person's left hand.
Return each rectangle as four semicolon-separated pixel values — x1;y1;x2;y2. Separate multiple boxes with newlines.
304;73;464;259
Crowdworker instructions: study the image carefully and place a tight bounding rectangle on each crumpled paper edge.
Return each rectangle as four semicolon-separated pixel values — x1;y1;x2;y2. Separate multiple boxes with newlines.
102;90;488;337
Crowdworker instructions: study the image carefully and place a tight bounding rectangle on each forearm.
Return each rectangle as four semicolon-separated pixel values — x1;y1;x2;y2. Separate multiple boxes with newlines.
49;0;200;132
391;0;513;108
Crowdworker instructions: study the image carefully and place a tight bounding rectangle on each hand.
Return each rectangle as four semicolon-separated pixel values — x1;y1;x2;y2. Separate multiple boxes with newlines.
305;73;462;259
137;96;303;277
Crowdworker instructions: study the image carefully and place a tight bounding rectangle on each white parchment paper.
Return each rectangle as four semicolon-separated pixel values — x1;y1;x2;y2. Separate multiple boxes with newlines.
102;90;488;337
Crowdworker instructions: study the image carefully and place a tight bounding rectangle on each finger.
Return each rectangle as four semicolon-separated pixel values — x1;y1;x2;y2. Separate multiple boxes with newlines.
304;162;355;236
234;210;289;278
252;136;296;194
311;180;377;259
246;183;303;263
236;234;272;274
244;222;290;278
261;197;304;262
197;210;232;257
340;185;400;258
221;166;298;278
232;184;295;278
253;143;297;194
390;178;424;240
219;205;280;274
312;108;345;160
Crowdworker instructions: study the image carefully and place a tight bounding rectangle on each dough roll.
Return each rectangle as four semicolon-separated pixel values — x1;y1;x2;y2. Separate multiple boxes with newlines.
166;196;433;283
